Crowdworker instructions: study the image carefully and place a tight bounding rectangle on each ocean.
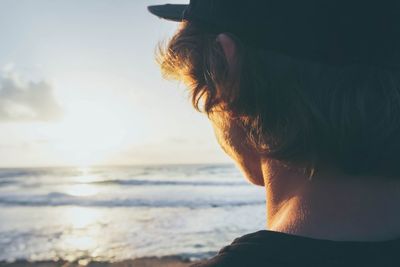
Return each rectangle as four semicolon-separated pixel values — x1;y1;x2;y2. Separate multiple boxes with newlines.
0;164;265;263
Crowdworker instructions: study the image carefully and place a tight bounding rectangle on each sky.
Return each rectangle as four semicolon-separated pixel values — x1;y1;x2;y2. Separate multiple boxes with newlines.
0;0;231;167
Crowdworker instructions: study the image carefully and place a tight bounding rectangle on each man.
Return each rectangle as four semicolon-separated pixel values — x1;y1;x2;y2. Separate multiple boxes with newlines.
148;1;400;266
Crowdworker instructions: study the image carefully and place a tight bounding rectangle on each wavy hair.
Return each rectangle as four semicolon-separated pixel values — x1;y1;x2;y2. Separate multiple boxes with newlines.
158;21;400;178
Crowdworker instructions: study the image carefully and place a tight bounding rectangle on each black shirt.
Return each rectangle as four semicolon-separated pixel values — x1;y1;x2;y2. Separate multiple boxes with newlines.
191;230;400;267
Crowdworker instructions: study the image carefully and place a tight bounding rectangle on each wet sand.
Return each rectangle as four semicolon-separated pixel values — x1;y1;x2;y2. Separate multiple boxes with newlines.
0;256;203;267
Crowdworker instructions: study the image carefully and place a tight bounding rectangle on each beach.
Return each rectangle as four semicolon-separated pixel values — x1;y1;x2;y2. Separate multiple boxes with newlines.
0;256;200;267
0;164;265;265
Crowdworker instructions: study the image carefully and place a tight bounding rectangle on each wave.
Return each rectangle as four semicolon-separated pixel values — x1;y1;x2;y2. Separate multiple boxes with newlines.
0;179;247;189
91;179;246;187
0;193;264;208
0;170;35;179
0;179;17;186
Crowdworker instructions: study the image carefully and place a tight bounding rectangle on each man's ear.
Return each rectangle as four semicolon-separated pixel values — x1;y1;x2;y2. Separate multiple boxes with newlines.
216;33;238;72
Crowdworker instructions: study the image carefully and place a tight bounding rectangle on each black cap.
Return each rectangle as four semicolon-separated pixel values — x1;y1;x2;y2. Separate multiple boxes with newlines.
148;0;400;68
147;4;187;22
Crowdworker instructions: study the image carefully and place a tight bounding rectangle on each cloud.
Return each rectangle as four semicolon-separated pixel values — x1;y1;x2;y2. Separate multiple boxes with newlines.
0;70;63;122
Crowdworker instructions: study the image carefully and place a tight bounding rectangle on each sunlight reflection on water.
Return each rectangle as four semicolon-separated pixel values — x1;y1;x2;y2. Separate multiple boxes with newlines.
64;184;99;197
62;207;103;228
63;236;96;251
71;167;102;183
55;207;107;262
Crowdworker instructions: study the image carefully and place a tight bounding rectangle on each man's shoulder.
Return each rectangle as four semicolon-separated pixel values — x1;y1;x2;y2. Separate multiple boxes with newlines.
190;230;400;267
190;231;287;267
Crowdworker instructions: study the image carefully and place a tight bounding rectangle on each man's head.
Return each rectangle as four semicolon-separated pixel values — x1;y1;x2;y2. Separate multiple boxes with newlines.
151;1;400;182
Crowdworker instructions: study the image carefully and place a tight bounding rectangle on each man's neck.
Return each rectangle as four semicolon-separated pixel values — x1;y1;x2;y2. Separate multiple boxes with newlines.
261;160;400;241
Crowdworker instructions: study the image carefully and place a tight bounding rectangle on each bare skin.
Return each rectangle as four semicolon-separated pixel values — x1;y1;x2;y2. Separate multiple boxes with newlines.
211;33;400;242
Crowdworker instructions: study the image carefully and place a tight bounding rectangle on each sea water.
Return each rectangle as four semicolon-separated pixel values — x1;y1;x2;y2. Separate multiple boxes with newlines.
0;164;265;262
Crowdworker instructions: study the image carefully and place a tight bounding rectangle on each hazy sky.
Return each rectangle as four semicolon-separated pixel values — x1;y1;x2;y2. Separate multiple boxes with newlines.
0;0;230;167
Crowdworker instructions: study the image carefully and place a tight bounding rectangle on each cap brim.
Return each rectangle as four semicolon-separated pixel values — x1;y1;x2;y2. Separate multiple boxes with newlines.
147;4;188;22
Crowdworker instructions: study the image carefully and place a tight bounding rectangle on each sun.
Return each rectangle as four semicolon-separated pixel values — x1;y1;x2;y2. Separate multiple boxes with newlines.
52;99;127;166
